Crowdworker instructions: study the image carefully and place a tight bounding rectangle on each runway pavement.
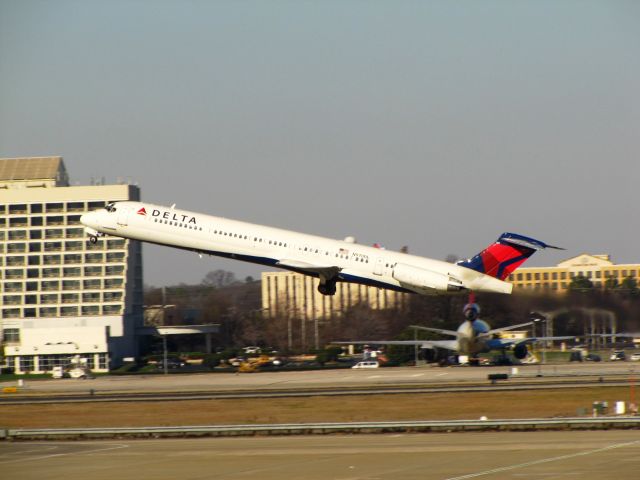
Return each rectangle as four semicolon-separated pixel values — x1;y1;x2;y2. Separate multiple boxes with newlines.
2;362;639;396
2;430;639;479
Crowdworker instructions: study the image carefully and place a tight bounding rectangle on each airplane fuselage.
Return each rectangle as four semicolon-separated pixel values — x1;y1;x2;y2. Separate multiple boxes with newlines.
80;201;514;295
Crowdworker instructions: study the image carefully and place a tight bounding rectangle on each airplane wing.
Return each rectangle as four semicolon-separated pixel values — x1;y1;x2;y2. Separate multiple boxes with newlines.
489;336;576;348
276;259;341;280
332;340;458;351
409;325;458;337
487;322;533;335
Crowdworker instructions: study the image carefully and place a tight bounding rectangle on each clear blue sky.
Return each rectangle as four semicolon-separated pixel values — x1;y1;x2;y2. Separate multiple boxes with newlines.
1;1;639;286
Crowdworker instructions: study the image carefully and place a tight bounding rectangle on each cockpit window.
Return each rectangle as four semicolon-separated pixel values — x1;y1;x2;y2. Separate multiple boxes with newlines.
105;203;117;213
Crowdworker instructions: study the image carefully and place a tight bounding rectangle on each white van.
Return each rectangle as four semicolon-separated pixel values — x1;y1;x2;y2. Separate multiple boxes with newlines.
352;361;379;369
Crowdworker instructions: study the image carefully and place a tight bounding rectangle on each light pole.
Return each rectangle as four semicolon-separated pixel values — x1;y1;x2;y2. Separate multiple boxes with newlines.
530;312;547;371
162;334;168;375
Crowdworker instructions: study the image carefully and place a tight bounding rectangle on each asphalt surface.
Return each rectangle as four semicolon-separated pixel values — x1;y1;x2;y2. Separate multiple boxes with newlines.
2;430;640;479
2;362;639;396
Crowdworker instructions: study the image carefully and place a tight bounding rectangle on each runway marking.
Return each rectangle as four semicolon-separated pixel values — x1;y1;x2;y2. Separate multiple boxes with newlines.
443;440;640;480
436;373;448;376
409;374;425;378
367;375;382;379
0;445;58;458
0;443;129;465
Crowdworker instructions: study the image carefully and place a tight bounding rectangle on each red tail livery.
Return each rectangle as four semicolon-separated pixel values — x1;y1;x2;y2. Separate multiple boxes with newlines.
457;233;563;281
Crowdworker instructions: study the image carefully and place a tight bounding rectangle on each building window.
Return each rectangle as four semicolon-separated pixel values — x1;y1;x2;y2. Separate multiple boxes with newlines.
105;265;124;276
104;278;123;288
103;305;122;314
63;254;82;264
6;256;25;266
83;279;101;289
46;216;65;226
40;294;59;304
65;241;83;251
9;217;28;227
19;356;34;372
8;204;28;214
46;202;64;212
3;328;20;343
45;229;63;239
60;306;78;316
84;266;102;277
42;268;60;278
8;230;27;240
61;293;79;303
82;305;100;315
106;252;125;263
66;228;84;238
98;353;108;369
103;291;123;302
7;243;26;253
67;202;85;212
107;239;126;249
39;307;57;317
63;267;81;277
42;281;60;291
85;253;104;263
82;292;101;303
2;295;21;305
62;280;81;290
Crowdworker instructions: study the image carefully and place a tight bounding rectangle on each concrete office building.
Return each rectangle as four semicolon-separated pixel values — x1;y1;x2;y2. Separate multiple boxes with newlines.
507;254;640;293
0;157;143;373
262;271;408;320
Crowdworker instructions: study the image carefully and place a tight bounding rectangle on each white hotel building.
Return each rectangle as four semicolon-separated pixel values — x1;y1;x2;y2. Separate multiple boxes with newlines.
0;157;143;373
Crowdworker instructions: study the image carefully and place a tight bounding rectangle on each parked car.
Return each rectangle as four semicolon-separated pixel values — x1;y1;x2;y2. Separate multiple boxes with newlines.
243;346;261;354
156;358;186;369
629;353;640;361
585;353;601;362
352;361;379;369
610;350;626;361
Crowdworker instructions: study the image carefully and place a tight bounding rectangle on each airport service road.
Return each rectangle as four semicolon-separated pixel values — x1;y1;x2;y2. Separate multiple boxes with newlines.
2;363;639;396
2;431;640;480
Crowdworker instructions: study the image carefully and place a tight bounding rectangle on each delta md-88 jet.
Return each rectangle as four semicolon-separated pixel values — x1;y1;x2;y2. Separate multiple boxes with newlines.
80;201;560;296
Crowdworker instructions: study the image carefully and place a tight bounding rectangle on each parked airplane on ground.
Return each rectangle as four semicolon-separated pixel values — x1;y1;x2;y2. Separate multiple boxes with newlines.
80;201;560;296
336;303;574;361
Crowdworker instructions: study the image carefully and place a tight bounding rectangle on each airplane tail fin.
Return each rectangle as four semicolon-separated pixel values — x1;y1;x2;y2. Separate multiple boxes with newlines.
457;233;563;281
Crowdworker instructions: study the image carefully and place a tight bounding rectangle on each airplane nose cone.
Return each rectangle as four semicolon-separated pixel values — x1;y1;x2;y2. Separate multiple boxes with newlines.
80;211;97;228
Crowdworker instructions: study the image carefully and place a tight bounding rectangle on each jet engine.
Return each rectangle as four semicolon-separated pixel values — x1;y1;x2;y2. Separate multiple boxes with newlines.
392;263;465;294
513;343;528;359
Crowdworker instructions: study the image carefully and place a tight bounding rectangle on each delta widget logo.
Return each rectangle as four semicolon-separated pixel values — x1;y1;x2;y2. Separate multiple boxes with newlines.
137;207;147;216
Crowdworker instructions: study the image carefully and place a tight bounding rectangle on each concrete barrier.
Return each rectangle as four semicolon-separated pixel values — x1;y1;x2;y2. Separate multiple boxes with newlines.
4;417;640;440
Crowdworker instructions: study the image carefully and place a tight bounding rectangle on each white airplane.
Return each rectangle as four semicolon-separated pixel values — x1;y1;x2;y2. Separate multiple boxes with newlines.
335;303;573;361
80;201;560;296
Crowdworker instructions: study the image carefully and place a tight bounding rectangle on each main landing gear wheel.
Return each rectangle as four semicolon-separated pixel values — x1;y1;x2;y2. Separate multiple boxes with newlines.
89;236;98;244
317;279;337;296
